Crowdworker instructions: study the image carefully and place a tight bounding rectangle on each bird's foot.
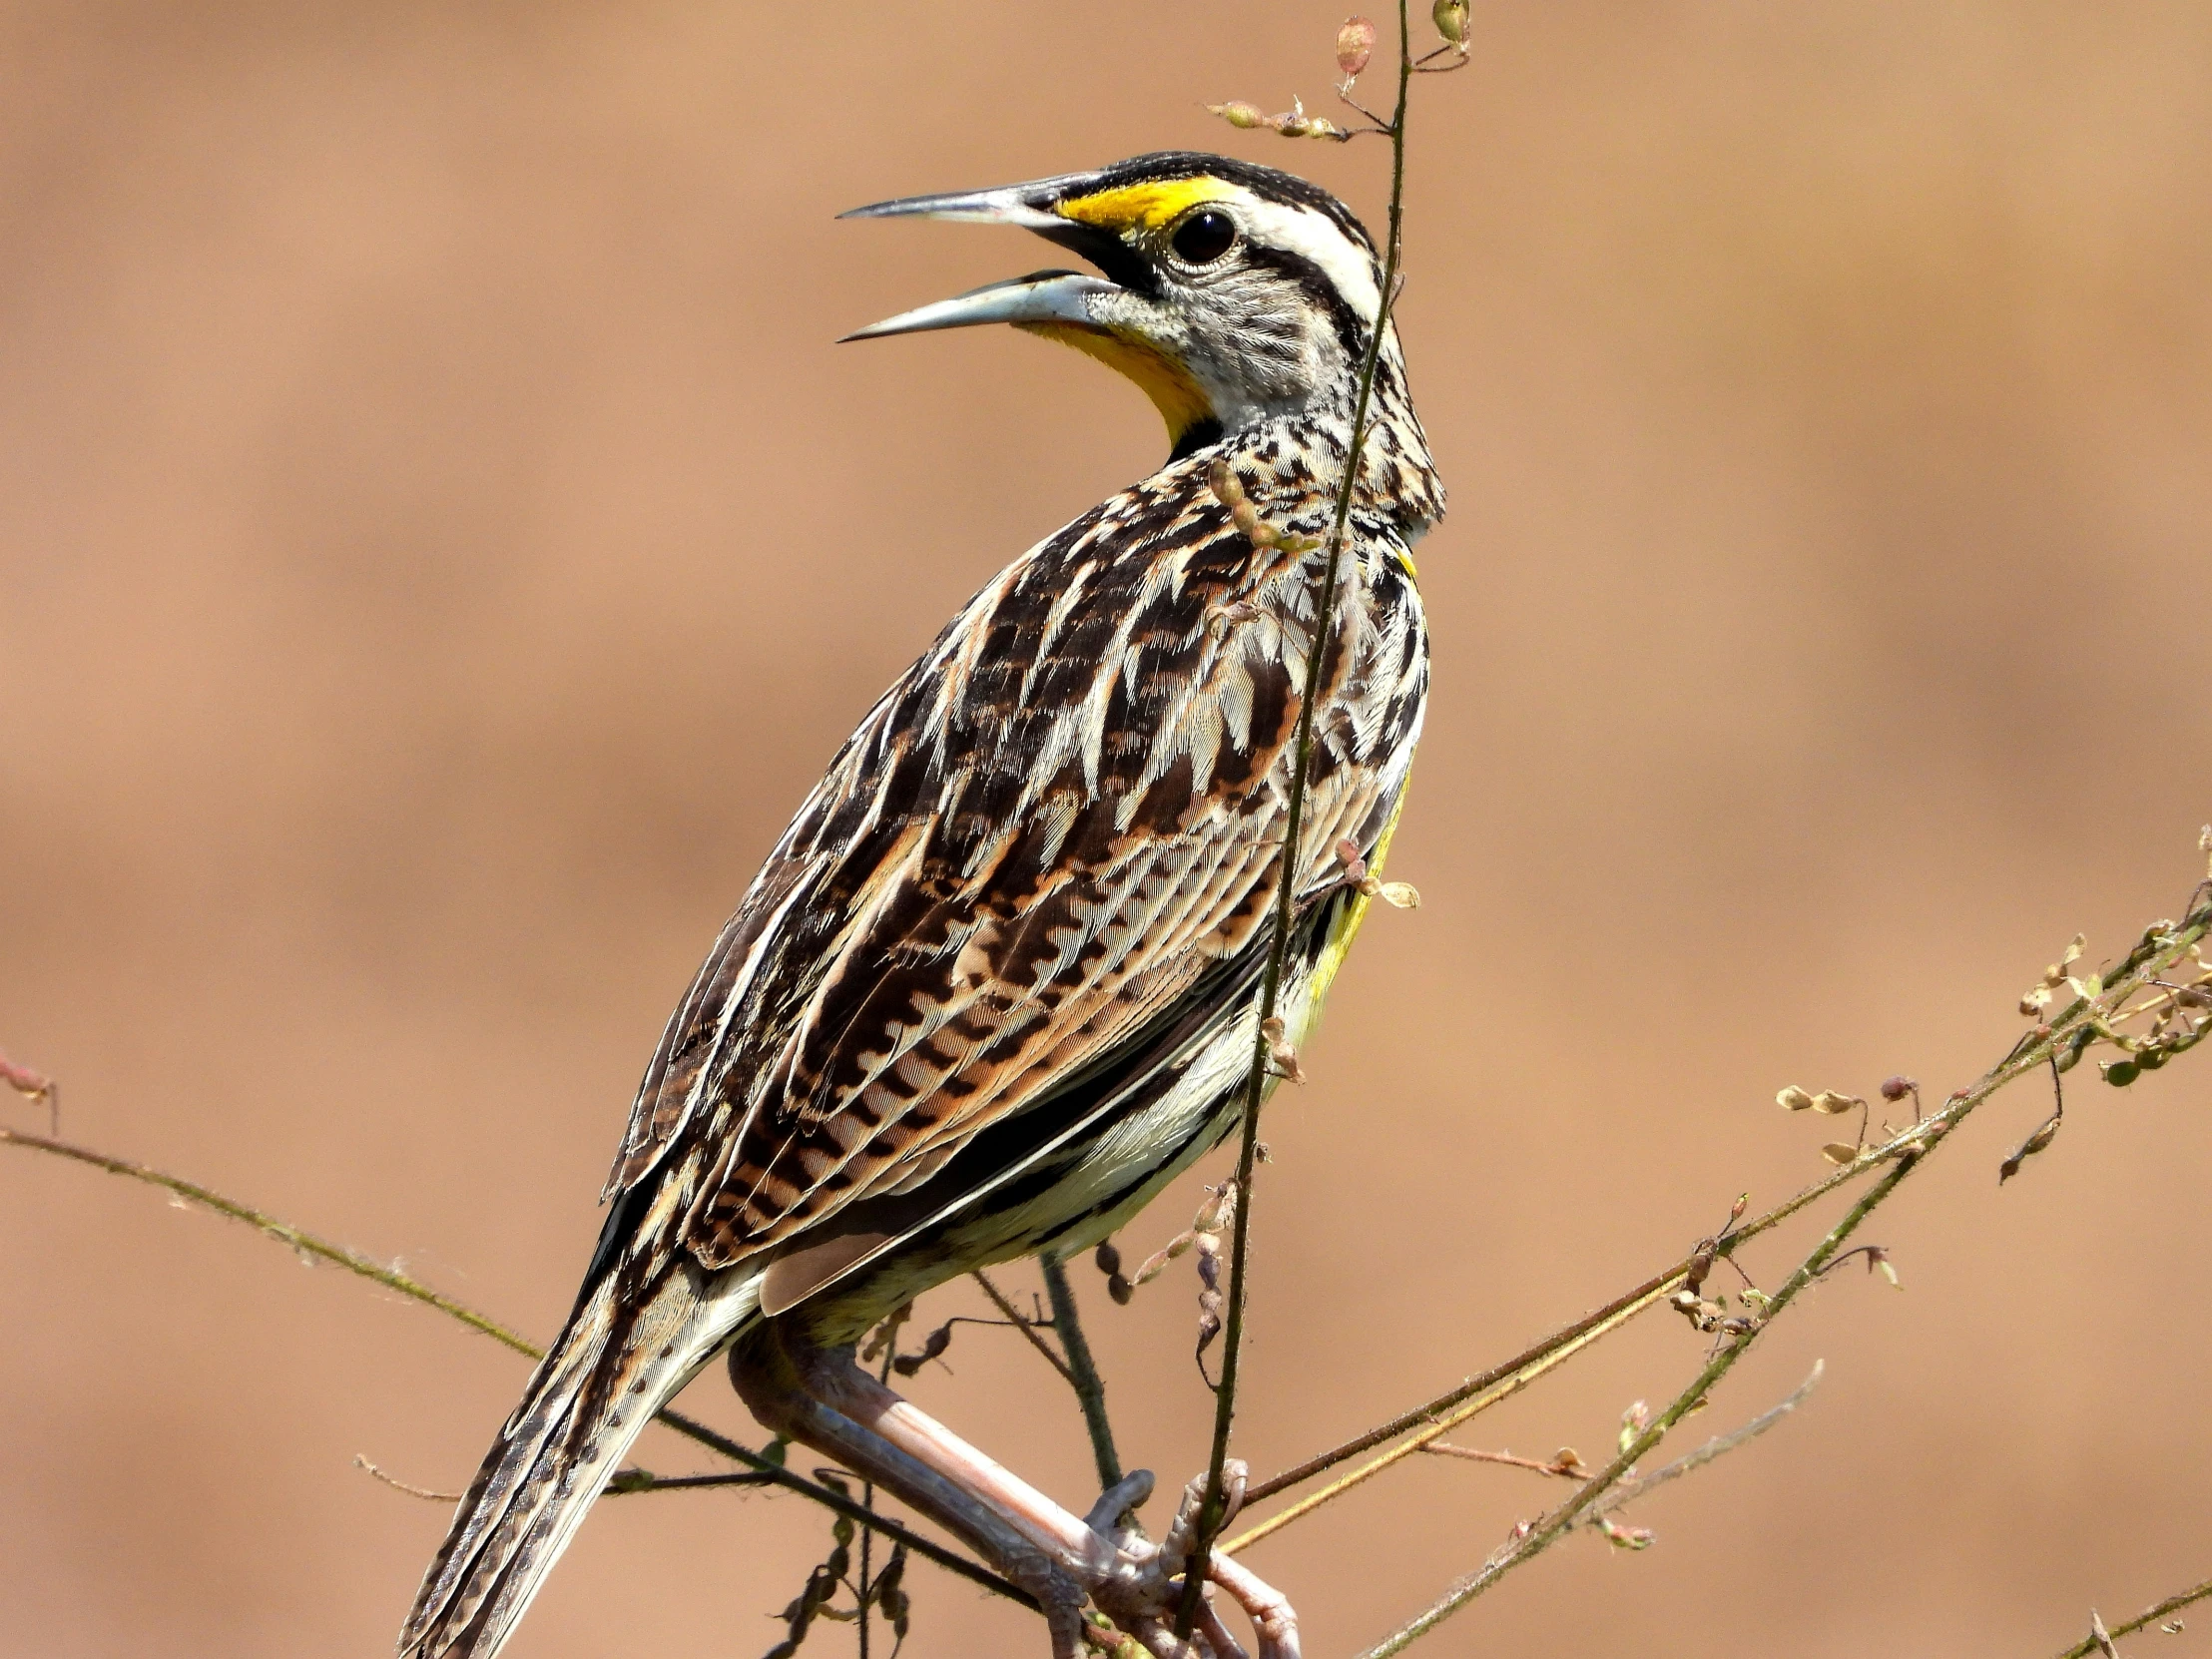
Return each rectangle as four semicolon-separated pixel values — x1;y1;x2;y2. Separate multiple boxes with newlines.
1072;1463;1298;1659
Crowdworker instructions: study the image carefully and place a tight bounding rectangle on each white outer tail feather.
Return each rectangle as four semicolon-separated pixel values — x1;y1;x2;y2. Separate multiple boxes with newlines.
397;1262;762;1658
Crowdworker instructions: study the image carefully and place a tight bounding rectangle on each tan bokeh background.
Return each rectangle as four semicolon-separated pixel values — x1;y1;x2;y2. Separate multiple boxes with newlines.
5;3;2210;1655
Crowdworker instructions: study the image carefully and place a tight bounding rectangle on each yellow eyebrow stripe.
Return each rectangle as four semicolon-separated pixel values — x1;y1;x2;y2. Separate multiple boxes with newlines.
1054;178;1232;233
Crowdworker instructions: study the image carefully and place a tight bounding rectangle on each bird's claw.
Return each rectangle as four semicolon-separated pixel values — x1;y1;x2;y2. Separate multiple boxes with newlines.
1070;1461;1295;1659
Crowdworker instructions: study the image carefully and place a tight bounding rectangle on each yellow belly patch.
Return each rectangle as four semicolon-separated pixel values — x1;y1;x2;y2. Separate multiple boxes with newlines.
1303;777;1414;1015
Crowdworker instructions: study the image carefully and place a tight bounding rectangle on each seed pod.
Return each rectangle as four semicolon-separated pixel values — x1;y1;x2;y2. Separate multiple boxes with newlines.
1776;1085;1814;1111
1208;101;1268;131
1820;1142;1859;1165
1432;0;1470;46
1337;16;1377;79
1880;1074;1917;1102
1810;1091;1864;1115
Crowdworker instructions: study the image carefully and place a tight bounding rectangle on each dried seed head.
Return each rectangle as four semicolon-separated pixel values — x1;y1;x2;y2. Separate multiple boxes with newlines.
1810;1091;1864;1115
1094;1240;1122;1278
1820;1142;1859;1166
1997;1113;2062;1183
1375;879;1421;909
1260;1013;1307;1083
1231;500;1261;535
1337;15;1377;79
1273;111;1349;141
1207;458;1244;505
1208;101;1268;131
1880;1074;1918;1102
1597;1515;1656;1550
1776;1085;1815;1112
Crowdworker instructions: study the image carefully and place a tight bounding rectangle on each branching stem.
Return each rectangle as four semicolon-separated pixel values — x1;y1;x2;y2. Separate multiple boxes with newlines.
1346;882;2209;1656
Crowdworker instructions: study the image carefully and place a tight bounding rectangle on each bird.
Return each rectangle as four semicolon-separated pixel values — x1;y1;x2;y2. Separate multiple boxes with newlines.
397;149;1442;1659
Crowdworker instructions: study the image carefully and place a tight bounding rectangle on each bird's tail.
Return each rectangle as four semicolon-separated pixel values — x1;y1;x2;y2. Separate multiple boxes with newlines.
397;1255;759;1658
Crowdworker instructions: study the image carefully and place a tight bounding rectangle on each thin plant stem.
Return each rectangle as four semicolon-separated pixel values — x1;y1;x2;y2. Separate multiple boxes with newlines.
1347;885;2210;1656
0;1125;542;1355
970;1269;1078;1385
1041;1253;1124;1491
2051;1577;2212;1658
1236;883;2211;1544
857;1339;896;1659
606;1470;778;1494
1174;0;1418;1632
0;1123;1026;1606
1355;1157;1918;1659
1599;1360;1824;1516
1224;1271;1667;1554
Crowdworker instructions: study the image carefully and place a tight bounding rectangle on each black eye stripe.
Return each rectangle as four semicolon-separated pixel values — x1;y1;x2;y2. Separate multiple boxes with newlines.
1235;242;1368;358
1171;209;1238;265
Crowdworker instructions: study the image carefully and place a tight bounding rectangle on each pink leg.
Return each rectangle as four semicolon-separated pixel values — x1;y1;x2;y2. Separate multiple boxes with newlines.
731;1324;1302;1658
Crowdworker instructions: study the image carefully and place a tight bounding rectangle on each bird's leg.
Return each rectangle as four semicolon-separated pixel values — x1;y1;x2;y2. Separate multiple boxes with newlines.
728;1330;1094;1659
738;1323;1300;1659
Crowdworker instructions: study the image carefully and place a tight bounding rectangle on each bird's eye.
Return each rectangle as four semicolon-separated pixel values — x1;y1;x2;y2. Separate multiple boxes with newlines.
1171;209;1238;265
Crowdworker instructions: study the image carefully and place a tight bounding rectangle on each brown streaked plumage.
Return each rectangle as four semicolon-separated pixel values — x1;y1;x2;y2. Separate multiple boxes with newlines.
399;151;1442;1659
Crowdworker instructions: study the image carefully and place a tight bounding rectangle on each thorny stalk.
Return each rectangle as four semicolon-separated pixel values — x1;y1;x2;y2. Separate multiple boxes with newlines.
1176;0;1422;1635
2050;1576;2212;1658
0;1123;1028;1609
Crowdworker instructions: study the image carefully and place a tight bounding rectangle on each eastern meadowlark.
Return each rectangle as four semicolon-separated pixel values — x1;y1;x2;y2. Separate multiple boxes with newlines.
398;151;1442;1659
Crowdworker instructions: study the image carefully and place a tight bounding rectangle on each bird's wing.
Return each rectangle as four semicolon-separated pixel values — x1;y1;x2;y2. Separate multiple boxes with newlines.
603;477;1419;1286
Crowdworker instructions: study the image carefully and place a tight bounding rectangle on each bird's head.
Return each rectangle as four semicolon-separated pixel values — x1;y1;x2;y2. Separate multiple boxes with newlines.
842;152;1407;464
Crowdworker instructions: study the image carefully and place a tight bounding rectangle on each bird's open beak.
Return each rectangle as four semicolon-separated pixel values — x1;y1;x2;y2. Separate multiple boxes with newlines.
836;270;1117;343
836;179;1121;343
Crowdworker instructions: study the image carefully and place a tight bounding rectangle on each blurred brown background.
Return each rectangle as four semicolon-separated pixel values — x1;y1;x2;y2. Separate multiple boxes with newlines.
4;2;2209;1655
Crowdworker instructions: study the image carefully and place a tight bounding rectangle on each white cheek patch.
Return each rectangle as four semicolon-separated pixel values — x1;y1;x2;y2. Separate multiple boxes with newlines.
1228;193;1384;326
